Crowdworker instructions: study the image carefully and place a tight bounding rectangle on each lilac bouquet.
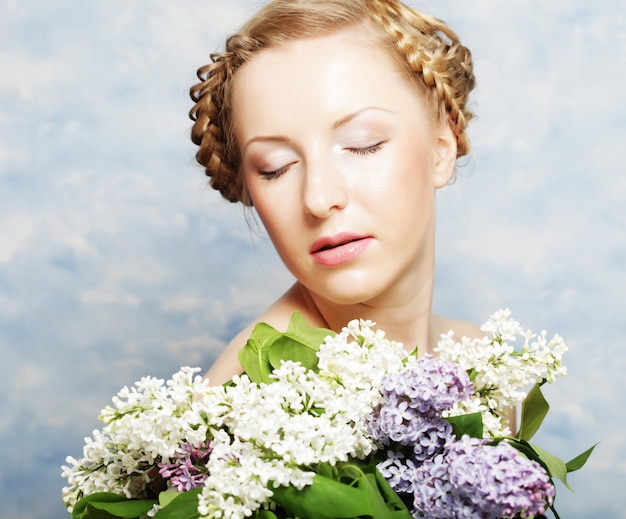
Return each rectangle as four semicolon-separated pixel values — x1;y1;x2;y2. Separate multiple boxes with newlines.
62;310;594;519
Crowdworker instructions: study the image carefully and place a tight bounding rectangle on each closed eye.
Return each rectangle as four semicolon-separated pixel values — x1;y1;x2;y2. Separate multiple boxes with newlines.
347;140;387;156
259;162;294;180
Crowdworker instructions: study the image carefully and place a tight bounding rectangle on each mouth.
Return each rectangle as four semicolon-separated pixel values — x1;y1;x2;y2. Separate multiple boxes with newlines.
310;233;369;254
315;238;362;252
309;233;373;267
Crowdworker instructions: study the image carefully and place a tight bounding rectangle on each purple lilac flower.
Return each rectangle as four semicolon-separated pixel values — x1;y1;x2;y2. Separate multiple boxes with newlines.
376;451;415;493
379;355;473;418
158;441;212;491
371;403;451;446
413;436;555;519
412;418;453;461
370;356;472;495
369;356;471;450
371;356;554;518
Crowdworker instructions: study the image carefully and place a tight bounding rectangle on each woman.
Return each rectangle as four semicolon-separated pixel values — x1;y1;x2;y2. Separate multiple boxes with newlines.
190;0;480;386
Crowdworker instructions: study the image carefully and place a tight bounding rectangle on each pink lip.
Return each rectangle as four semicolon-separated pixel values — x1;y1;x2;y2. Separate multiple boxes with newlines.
310;233;373;267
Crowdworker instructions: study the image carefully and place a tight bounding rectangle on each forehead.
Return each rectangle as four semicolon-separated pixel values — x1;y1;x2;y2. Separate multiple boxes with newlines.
230;28;430;136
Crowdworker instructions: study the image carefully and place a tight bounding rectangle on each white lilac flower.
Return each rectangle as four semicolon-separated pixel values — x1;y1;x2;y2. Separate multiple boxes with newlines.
435;308;568;437
218;366;363;465
317;319;408;392
61;367;219;512
198;430;313;519
316;318;409;456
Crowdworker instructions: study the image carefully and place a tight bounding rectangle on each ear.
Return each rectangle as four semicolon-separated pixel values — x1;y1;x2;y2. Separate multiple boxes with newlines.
433;121;457;188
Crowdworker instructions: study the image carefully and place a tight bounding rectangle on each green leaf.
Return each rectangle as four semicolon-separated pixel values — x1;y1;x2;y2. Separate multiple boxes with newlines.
237;313;334;383
89;500;158;518
272;462;411;519
268;335;320;372
348;462;412;519
268;312;334;372
338;462;364;483
152;488;202;519
72;493;121;518
316;462;335;479
566;443;598;473
374;466;411;515
359;472;394;519
75;508;118;519
72;493;157;519
506;438;543;464
446;412;484;439
287;311;335;346
517;383;549;441
252;511;279;519
271;474;373;519
357;466;410;519
158;490;184;508
237;322;280;384
531;443;572;491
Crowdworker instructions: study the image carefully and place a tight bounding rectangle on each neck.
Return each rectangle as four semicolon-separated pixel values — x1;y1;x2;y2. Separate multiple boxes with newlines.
295;261;436;356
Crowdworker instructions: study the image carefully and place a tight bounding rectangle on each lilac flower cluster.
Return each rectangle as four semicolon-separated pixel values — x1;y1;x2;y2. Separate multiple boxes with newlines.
413;436;555;518
371;356;555;518
370;356;473;493
158;441;212;491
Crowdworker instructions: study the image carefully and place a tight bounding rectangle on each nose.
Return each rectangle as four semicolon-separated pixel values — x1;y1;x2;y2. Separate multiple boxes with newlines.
302;155;348;218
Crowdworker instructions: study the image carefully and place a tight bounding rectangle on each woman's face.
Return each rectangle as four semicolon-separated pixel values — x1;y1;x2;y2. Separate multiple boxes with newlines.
231;26;457;306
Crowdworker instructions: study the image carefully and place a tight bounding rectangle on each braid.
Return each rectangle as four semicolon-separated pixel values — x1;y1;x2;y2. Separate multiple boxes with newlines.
189;34;264;205
367;0;475;158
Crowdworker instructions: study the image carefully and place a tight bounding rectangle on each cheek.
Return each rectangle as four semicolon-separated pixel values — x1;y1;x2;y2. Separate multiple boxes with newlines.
362;147;434;206
246;174;276;222
251;196;279;235
255;208;304;273
249;185;296;250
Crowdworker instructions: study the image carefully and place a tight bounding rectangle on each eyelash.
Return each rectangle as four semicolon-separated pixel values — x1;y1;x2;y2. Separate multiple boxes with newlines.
258;141;386;180
348;140;386;156
259;164;291;180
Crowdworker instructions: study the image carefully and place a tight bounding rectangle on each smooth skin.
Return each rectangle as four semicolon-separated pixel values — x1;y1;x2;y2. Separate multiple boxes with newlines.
206;26;483;387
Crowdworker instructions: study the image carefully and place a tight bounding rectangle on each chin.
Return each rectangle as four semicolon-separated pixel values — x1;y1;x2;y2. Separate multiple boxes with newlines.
308;277;387;307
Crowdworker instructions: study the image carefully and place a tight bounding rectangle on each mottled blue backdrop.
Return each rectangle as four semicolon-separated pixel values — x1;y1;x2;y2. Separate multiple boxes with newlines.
1;1;624;518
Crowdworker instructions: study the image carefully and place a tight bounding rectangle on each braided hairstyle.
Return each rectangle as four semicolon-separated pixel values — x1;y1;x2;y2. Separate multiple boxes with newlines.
189;0;475;205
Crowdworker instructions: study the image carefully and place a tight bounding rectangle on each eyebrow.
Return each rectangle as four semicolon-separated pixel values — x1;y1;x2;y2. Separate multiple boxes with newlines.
243;135;290;153
242;106;395;152
332;106;394;129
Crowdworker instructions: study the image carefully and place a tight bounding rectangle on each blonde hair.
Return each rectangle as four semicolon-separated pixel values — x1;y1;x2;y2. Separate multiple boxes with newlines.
189;0;475;205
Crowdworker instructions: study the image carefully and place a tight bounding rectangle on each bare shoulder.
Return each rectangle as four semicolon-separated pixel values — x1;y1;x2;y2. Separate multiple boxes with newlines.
432;314;484;341
205;283;315;386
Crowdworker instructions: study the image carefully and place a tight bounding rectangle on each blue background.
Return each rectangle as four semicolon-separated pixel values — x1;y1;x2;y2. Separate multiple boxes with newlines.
1;1;625;517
